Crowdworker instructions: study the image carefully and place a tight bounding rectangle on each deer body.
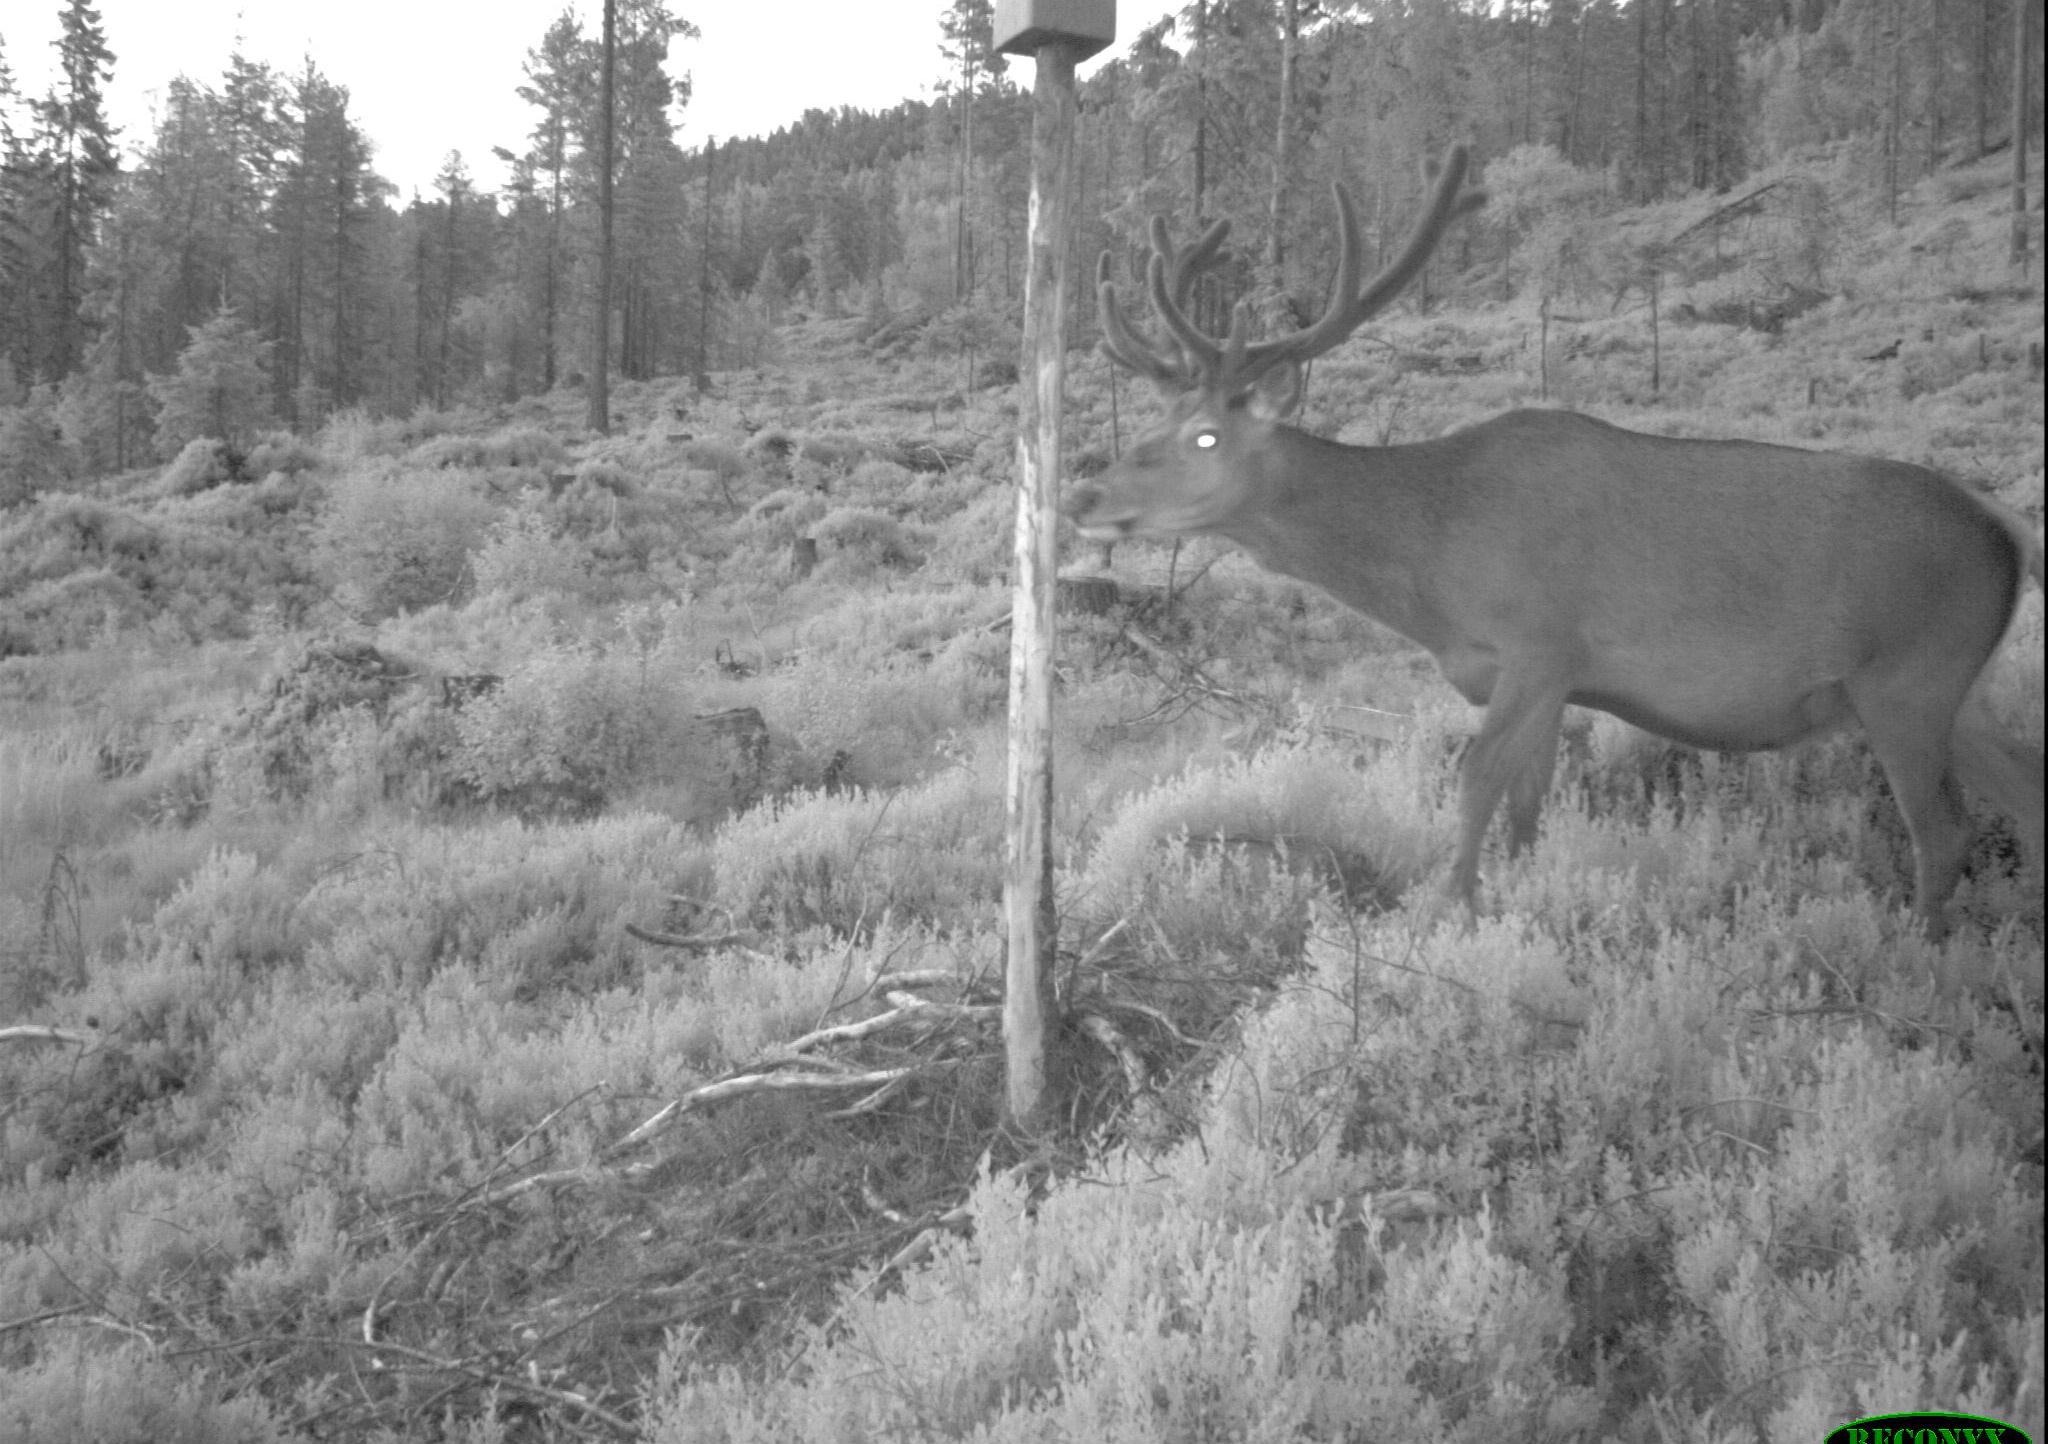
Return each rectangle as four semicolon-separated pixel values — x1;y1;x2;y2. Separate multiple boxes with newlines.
1077;148;2043;928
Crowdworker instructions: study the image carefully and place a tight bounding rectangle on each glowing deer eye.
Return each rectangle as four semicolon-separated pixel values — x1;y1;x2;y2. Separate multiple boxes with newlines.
1195;431;1219;450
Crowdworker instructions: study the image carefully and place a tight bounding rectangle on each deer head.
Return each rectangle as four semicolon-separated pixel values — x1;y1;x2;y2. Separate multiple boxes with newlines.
1072;146;1486;539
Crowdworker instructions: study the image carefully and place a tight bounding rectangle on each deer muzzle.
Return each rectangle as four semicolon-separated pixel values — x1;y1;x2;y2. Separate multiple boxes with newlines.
1063;481;1132;540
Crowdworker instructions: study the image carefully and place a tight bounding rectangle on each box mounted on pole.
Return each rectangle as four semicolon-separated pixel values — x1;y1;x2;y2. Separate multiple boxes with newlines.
993;0;1116;59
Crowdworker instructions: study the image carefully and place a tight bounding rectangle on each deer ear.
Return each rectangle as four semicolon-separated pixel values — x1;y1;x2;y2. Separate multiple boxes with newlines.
1247;361;1304;420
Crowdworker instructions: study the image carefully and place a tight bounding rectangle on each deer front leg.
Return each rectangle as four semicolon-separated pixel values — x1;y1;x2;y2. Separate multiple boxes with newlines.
1449;669;1569;908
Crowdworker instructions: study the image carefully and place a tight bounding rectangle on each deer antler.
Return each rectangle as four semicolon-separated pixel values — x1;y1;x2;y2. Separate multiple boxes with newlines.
1097;214;1232;383
1097;146;1487;403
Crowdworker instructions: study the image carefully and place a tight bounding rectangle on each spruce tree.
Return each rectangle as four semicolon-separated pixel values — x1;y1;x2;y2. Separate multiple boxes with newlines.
146;305;272;457
32;0;119;380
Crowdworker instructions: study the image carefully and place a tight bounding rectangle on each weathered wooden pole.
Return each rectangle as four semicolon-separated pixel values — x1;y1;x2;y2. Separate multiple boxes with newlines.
993;1;1114;1134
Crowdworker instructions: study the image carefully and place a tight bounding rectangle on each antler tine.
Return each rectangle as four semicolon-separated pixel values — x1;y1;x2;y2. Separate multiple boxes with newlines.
1098;212;1238;385
1165;217;1232;315
1228;181;1365;391
1097;249;1184;383
1146;246;1224;382
1142;214;1235;381
1228;146;1485;397
1343;145;1486;329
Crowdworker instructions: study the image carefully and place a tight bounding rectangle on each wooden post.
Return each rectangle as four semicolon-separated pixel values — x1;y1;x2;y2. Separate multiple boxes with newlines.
1003;41;1083;1134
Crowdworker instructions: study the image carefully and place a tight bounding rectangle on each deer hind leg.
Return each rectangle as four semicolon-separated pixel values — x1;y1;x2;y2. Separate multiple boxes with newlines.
1849;679;1975;933
1952;699;2046;888
1450;671;1569;905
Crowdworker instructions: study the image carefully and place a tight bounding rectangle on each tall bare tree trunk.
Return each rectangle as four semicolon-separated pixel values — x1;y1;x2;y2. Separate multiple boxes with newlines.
543;126;563;391
955;47;975;303
1885;0;1904;224
1975;0;1994;159
1192;0;1208;222
1192;1;1212;331
1928;0;1945;172
1634;0;1648;197
588;0;615;434
2015;0;2034;266
696;137;715;386
1267;0;1299;282
437;179;457;410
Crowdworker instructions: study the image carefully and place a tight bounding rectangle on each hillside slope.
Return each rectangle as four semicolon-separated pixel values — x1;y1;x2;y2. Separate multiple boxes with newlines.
0;145;2040;1441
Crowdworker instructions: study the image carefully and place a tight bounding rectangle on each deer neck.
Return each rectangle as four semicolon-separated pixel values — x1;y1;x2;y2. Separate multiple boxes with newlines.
1218;425;1456;649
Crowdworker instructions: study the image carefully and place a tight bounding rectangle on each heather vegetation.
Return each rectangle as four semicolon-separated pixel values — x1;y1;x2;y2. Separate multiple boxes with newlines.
1;120;2043;1444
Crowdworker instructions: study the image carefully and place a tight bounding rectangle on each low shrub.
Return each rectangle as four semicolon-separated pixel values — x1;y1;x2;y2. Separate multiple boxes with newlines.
405;424;566;472
470;503;591;601
813;505;929;576
242;430;324;479
0;1338;286;1443
678;436;749;481
450;637;696;815
712;763;1001;935
313;466;492;619
155;437;239;496
0;488;320;652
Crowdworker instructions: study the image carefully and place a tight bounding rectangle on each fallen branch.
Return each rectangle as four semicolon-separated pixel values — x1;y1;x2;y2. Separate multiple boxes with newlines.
625;923;769;959
1665;179;1784;247
1120;625;1258;714
1074;1011;1150;1097
609;1066;920;1155
0;1024;95;1048
332;1332;636;1438
865;968;964;992
779;1001;943;1055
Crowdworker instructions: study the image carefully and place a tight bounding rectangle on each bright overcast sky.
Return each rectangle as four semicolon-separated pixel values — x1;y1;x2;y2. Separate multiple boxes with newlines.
6;1;1185;199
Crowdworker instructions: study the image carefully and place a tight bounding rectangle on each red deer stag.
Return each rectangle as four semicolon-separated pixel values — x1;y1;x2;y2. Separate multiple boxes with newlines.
1070;146;2043;932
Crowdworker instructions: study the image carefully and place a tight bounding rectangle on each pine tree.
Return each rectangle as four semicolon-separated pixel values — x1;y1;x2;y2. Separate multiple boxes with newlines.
0;39;33;384
937;0;1007;304
31;0;120;380
517;9;585;392
588;0;616;432
217;50;283;318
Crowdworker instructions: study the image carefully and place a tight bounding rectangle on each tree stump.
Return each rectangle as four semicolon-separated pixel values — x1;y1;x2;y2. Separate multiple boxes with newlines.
1055;573;1120;615
692;707;771;807
439;673;503;709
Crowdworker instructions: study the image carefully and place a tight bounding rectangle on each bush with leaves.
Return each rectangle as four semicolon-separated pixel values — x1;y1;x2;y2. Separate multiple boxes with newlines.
812;505;930;577
450;633;697;814
0;478;326;652
313;466;492;619
470;502;592;601
155;437;241;496
405;424;566;472
242;430;324;480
